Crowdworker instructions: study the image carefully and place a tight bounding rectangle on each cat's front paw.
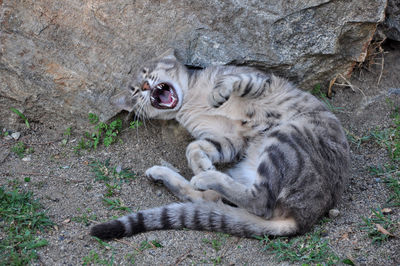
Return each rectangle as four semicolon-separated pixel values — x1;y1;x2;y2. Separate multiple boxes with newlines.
145;166;175;183
209;77;234;108
190;171;217;191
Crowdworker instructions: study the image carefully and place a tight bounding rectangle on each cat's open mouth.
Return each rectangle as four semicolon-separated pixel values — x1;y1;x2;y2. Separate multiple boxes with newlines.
150;83;178;109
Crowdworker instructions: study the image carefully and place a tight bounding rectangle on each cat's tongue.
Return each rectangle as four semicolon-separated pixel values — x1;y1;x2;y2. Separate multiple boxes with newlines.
150;83;178;109
159;90;172;105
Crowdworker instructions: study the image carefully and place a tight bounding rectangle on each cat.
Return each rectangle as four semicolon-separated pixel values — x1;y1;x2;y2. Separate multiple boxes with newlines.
90;49;350;240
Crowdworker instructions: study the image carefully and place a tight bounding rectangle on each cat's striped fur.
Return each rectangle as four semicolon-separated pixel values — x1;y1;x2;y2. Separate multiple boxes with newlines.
91;50;350;240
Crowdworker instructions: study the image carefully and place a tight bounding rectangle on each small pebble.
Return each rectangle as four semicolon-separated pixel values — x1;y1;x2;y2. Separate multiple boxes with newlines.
381;208;393;214
115;164;122;174
155;189;163;197
11;132;20;140
321;231;329;237
375;178;381;183
22;155;31;162
329;209;340;218
388;88;400;95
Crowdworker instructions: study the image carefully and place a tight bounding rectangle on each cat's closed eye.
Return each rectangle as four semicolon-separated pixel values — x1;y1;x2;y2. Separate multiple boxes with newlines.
128;85;140;96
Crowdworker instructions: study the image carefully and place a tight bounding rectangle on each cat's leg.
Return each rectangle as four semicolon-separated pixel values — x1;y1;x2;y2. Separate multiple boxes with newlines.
209;72;271;108
145;166;221;202
190;170;272;218
186;137;242;175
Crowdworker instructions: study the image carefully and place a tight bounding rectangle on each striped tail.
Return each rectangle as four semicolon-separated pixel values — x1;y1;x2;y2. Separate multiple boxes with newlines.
90;202;298;240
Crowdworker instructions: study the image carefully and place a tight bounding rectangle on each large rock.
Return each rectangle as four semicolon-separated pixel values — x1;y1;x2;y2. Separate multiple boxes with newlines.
380;0;400;41
0;0;386;126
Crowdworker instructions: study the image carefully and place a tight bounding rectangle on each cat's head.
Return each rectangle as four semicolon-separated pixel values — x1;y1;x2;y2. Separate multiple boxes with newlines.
110;49;189;119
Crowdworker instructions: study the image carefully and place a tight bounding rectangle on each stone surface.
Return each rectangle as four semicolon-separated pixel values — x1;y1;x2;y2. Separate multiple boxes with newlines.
329;208;340;218
0;0;386;126
381;0;400;41
11;132;20;140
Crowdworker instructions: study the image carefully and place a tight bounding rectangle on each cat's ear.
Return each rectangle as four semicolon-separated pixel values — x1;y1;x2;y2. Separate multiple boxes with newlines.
110;90;135;112
158;48;177;60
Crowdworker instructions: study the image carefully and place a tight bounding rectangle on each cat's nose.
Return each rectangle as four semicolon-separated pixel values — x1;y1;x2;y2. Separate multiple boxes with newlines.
142;81;151;91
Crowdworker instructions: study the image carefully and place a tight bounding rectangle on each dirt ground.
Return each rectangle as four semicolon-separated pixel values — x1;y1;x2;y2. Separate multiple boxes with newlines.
1;43;399;265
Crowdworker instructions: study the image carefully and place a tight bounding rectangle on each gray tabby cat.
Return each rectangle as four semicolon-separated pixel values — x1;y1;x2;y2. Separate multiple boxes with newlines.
90;50;350;240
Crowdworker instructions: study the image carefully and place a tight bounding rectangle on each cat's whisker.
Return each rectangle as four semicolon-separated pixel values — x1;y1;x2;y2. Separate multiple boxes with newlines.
137;101;150;131
131;111;141;139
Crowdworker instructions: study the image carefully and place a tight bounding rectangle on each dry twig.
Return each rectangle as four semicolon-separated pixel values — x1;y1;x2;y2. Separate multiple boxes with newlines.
175;249;192;265
328;75;338;98
334;73;366;98
0;171;60;179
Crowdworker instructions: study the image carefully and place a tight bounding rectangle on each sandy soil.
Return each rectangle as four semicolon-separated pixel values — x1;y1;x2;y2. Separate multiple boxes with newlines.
0;44;399;265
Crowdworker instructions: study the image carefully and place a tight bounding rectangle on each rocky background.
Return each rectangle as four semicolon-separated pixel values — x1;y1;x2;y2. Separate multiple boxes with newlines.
380;0;400;41
0;0;389;127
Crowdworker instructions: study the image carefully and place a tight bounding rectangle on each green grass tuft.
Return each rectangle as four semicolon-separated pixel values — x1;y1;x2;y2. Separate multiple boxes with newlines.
362;105;400;243
368;106;400;206
0;187;53;265
61;127;72;145
72;208;97;226
138;240;163;251
82;250;112;266
102;197;132;212
344;129;371;150
129;120;143;129
369;165;400;207
258;229;339;264
360;208;396;243
12;142;27;158
75;113;123;153
311;84;344;113
83;237;115;265
202;232;230;252
89;159;137;214
10;108;30;129
90;158;136;183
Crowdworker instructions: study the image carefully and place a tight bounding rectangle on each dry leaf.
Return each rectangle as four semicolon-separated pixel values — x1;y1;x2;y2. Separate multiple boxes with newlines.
351;240;360;250
62;218;71;224
339;232;349;241
328;75;338;98
382;208;393;214
83;161;89;165
375;224;394;236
